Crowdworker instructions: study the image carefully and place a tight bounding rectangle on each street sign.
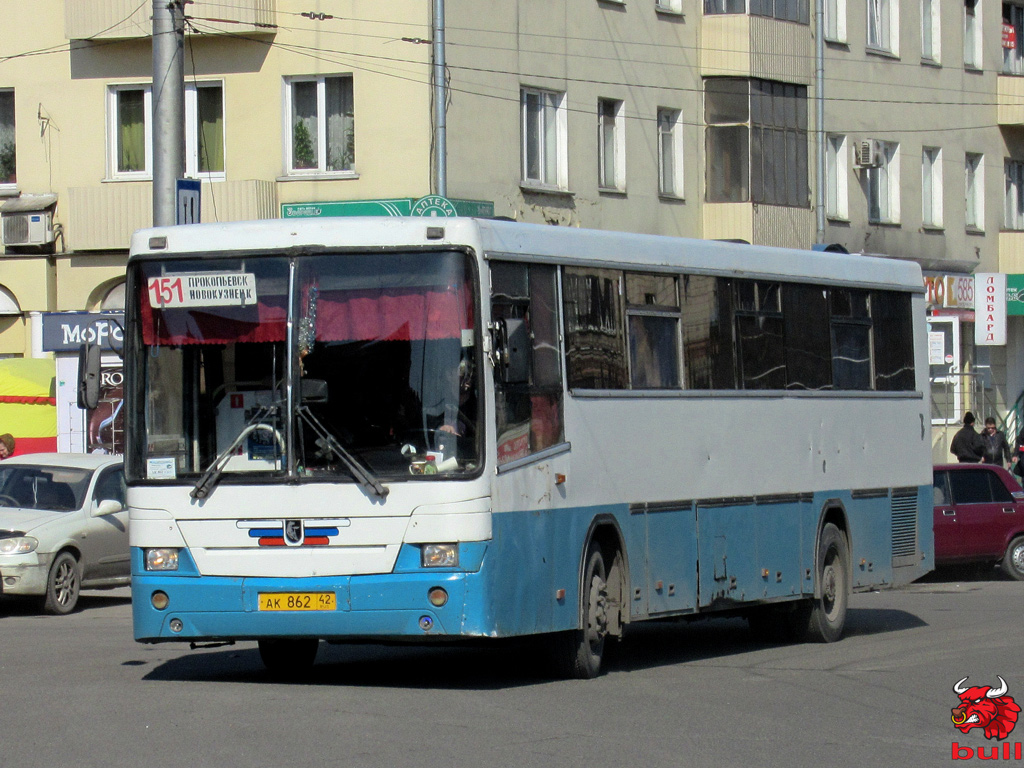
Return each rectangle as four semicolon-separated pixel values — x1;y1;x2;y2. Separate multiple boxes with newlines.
176;179;201;225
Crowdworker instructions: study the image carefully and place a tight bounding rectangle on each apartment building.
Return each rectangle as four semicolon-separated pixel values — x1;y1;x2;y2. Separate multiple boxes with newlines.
0;0;1021;456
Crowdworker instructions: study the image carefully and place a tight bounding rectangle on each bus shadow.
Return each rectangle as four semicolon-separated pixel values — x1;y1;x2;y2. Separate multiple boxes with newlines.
139;606;926;688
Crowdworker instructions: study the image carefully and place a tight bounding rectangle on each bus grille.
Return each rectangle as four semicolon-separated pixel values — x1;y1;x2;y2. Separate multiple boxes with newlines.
891;489;918;562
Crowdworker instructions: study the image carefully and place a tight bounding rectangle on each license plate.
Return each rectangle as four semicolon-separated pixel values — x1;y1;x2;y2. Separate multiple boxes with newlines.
258;592;336;611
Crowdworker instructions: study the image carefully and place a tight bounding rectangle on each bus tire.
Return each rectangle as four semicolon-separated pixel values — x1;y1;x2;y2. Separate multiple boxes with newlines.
800;523;849;643
258;638;320;674
554;545;610;679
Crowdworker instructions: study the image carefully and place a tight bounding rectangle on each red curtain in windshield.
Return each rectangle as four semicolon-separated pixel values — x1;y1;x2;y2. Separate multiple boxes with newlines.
141;284;472;345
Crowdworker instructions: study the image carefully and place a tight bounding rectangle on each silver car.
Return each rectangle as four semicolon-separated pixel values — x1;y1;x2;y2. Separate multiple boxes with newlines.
0;453;128;614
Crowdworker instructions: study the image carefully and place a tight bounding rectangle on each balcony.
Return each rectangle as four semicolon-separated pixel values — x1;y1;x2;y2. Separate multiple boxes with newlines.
65;0;276;40
998;75;1024;126
702;202;813;249
66;180;278;251
700;15;812;84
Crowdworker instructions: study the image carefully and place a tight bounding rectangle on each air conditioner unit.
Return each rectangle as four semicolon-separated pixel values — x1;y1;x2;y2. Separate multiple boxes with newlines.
854;139;884;169
2;210;54;247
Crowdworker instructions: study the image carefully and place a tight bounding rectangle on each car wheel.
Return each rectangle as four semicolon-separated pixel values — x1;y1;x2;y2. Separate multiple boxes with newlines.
1002;536;1024;581
43;551;81;615
257;638;320;674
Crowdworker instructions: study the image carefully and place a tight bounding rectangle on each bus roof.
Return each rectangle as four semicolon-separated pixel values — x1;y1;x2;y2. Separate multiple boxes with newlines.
129;217;923;291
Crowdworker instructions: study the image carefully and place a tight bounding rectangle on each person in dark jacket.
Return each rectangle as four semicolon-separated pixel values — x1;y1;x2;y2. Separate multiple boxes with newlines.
950;412;984;463
981;417;1012;467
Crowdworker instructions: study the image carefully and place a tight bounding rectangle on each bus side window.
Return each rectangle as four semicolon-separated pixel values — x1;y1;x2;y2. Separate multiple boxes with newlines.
491;263;564;465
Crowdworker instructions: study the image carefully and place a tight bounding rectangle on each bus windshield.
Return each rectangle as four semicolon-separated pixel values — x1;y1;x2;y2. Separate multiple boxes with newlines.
129;250;480;486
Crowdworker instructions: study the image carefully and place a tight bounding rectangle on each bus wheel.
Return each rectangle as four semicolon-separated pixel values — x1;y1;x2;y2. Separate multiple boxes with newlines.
257;638;320;674
800;523;849;643
554;545;610;679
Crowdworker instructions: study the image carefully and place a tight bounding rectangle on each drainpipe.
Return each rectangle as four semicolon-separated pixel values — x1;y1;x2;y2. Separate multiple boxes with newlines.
815;0;826;244
432;0;447;197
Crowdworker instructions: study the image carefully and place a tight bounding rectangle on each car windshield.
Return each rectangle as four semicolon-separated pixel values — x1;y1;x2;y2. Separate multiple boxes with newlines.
0;466;93;512
128;250;481;485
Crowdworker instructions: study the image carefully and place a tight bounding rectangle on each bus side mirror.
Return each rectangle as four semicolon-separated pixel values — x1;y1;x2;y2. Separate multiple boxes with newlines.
77;343;101;410
491;318;529;384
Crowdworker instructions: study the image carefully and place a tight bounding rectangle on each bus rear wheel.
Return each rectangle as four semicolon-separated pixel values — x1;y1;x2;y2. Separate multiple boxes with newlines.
258;638;320;674
798;522;849;643
554;545;610;679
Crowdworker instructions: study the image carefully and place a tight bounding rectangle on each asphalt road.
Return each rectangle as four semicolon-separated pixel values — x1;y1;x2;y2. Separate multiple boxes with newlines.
1;568;1020;768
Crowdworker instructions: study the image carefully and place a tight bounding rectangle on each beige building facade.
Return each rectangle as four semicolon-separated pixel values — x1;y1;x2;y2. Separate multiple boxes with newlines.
1;0;1024;456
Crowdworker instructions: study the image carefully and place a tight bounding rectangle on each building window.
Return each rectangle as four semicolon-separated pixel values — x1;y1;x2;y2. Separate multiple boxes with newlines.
965;0;981;68
1004;3;1024;74
658;108;684;197
285;75;354;175
656;0;683;12
107;83;224;180
0;89;14;186
922;147;943;227
867;141;900;223
705;78;808;207
966;152;984;230
1005;159;1024;230
922;0;941;62
826;0;847;41
704;0;809;22
186;84;224;177
598;98;625;191
826;134;848;218
868;0;897;54
521;87;567;189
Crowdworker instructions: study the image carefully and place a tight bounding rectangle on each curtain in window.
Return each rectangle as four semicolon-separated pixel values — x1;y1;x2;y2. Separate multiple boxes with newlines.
197;86;224;173
325;77;354;172
0;91;14;183
291;81;318;170
117;90;146;173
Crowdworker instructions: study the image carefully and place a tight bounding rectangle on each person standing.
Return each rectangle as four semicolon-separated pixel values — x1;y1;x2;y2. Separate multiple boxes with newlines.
0;433;13;459
950;412;984;463
981;417;1012;467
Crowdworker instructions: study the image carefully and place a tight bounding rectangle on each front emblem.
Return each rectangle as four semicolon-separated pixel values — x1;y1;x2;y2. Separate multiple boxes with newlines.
283;519;304;546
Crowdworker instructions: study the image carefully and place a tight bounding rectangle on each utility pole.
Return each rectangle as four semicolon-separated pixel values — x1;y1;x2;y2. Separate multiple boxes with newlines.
432;0;447;197
152;0;185;226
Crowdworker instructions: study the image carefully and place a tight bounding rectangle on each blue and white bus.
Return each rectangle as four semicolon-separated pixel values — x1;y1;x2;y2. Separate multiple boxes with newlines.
126;217;932;677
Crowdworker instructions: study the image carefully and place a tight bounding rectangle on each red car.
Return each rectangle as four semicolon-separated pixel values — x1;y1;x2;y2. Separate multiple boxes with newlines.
933;463;1024;580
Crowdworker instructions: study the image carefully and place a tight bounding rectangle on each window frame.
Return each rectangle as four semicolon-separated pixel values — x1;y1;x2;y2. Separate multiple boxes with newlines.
658;107;685;198
867;141;900;224
1005;158;1024;230
922;146;943;228
922;0;941;63
283;74;356;178
966;152;985;230
867;0;899;55
1004;3;1024;74
521;87;568;191
826;134;848;219
825;0;847;42
597;98;626;192
0;88;15;190
964;0;982;69
106;82;226;181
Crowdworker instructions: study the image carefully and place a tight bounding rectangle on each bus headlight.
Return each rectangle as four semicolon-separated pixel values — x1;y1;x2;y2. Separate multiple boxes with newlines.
0;536;37;555
145;548;180;571
421;543;458;568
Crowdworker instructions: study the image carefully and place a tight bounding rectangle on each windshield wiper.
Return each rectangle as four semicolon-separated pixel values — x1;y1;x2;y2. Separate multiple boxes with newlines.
190;405;283;500
296;405;389;500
